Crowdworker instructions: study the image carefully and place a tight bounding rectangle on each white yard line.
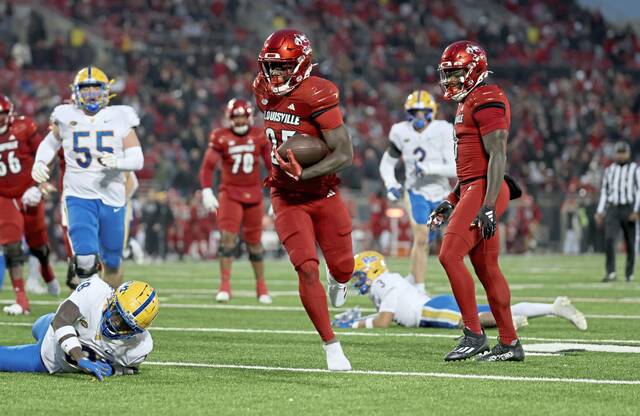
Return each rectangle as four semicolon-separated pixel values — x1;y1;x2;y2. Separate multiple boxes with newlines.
1;321;639;345
142;361;640;385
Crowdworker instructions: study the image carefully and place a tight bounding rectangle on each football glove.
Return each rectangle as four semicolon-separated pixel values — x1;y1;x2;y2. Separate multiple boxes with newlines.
427;200;454;229
98;152;118;169
471;205;497;239
201;188;219;212
332;318;355;329
31;161;50;183
333;306;361;322
78;358;113;381
275;149;302;181
386;187;402;202
21;186;42;207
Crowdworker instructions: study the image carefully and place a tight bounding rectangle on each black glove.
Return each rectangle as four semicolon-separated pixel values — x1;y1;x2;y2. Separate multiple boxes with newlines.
471;205;497;239
428;201;455;229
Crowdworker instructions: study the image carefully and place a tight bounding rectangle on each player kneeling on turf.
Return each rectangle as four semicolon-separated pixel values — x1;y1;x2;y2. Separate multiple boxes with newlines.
333;251;587;334
0;279;158;380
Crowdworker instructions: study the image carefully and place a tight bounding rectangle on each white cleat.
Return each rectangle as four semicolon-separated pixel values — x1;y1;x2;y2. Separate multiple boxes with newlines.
323;341;352;371
512;315;529;330
3;303;30;316
258;294;273;304
215;291;230;303
25;279;47;295
552;296;587;331
47;280;61;296
326;263;348;308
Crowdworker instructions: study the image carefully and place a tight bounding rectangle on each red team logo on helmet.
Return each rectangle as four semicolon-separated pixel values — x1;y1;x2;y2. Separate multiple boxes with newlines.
0;94;15;133
225;98;254;135
257;29;314;96
438;40;489;102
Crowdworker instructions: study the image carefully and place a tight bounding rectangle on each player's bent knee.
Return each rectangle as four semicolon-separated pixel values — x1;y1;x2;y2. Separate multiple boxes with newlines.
29;245;50;263
102;251;122;271
73;254;101;279
3;242;26;268
218;246;234;258
248;251;264;262
297;260;319;284
438;250;463;269
328;256;354;284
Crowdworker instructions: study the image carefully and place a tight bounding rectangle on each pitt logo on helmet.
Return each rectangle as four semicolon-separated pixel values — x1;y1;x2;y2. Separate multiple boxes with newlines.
404;90;438;130
101;281;159;340
352;251;388;295
71;66;114;114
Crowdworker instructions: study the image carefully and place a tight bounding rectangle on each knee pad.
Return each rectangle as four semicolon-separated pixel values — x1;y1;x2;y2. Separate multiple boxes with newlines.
327;256;354;284
29;245;50;263
248;250;264;262
218;246;234;258
3;242;26;267
73;254;101;279
297;260;319;285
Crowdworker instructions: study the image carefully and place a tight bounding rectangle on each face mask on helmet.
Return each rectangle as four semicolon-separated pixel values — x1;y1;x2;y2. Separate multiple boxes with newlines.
100;298;142;340
230;114;250;135
262;61;297;88
407;109;432;130
352;271;372;295
438;68;466;100
76;83;109;114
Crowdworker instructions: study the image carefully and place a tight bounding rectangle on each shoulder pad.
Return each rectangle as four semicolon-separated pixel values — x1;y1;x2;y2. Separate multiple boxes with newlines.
469;85;508;110
208;128;228;147
11;116;37;135
51;104;76;125
112;105;140;128
303;76;340;113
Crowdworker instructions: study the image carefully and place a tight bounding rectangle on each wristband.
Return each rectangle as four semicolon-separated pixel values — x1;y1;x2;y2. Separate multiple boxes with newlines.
60;336;82;354
365;318;374;329
54;325;77;342
351;321;359;329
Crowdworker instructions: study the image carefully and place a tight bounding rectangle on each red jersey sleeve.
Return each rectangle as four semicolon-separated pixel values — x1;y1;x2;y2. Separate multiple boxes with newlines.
308;79;343;130
472;105;508;136
199;147;220;188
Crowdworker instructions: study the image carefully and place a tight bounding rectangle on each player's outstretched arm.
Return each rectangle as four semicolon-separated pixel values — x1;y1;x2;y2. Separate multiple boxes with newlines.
32;125;62;183
352;312;394;328
299;125;353;180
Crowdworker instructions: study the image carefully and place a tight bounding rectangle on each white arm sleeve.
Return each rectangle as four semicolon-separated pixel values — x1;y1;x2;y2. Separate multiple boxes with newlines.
596;170;608;214
421;160;457;177
116;146;144;171
380;151;401;189
35;131;62;165
378;288;399;314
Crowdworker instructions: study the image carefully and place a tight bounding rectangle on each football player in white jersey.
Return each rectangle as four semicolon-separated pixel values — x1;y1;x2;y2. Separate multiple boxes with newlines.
0;279;157;380
379;90;456;294
333;251;588;331
31;66;144;288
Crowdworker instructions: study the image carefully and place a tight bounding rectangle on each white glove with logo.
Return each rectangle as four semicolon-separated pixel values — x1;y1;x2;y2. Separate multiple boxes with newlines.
31;161;50;183
99;153;118;169
201;188;219;212
21;186;43;207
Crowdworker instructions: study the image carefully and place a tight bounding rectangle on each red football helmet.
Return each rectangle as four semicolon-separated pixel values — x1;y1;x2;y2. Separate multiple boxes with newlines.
225;98;254;135
0;94;14;134
438;40;489;102
258;29;313;96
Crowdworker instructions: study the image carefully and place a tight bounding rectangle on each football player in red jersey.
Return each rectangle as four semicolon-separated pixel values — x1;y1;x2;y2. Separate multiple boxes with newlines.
199;98;272;304
0;95;59;315
253;29;354;371
429;41;523;362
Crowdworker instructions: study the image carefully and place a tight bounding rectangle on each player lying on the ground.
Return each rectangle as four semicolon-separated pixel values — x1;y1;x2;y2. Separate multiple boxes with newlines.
0;278;158;380
332;251;587;332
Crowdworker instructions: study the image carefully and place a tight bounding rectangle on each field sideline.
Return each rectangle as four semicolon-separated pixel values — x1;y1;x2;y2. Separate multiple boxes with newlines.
1;255;639;415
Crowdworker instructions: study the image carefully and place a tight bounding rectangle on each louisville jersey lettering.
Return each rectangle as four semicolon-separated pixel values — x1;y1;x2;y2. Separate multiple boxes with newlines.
453;84;510;182
0;116;41;198
254;76;344;197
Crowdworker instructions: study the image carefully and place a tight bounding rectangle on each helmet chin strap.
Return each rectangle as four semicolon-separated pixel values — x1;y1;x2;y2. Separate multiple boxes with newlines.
232;125;249;135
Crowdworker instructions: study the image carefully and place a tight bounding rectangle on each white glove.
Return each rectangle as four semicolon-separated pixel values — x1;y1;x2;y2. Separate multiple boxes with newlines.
21;186;42;207
99;153;118;169
31;161;50;183
201;188;219;212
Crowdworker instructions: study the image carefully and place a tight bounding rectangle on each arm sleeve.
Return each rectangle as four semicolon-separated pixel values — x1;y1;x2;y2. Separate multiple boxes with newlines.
378;288;399;313
116;146;144;171
597;170;608;214
472;105;508;136
380;150;401;189
35;131;62;165
199;147;221;188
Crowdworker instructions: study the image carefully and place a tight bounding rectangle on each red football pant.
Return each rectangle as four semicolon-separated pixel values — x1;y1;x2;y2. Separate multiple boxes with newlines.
0;197;48;247
438;179;517;344
272;190;354;342
217;192;264;244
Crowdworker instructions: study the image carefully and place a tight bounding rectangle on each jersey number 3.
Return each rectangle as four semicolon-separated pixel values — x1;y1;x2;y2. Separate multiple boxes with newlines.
73;131;114;168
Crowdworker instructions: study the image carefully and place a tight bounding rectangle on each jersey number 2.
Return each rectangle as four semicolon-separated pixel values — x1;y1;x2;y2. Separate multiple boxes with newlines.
73;131;114;168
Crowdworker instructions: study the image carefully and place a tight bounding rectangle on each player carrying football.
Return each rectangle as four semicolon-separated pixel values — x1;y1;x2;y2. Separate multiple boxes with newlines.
379;90;456;294
0;95;60;316
253;29;354;370
32;67;143;289
430;41;524;361
199;98;272;304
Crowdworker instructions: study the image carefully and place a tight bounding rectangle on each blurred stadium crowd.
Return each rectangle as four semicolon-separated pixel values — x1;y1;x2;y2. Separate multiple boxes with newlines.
1;0;639;259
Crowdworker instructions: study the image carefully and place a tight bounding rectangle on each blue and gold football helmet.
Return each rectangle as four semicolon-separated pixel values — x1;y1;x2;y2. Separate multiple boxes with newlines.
404;90;438;130
71;66;112;114
101;281;159;340
352;251;388;295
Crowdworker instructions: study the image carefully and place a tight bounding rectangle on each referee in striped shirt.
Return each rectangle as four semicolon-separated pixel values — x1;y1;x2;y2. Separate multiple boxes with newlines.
595;141;639;282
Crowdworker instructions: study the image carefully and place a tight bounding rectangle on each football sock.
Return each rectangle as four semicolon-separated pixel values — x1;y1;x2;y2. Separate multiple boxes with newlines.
255;277;269;297
219;266;231;293
11;278;29;310
469;245;517;344
439;234;482;335
511;302;553;318
298;260;334;342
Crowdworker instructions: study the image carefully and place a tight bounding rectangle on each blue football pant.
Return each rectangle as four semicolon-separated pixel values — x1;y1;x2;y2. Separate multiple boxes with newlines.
0;313;53;372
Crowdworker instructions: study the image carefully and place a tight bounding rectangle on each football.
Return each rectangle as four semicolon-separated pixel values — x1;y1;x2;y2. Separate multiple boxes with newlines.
277;134;330;167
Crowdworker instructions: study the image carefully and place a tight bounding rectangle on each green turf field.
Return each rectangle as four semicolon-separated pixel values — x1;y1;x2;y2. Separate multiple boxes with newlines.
1;255;639;415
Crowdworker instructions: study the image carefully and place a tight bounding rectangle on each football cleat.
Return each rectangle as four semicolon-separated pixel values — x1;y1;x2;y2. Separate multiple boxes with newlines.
444;327;489;361
626;275;634;283
326;263;348;308
477;339;525;362
3;303;30;316
512;315;529;330
25;279;47;295
601;272;616;282
552;296;587;331
258;294;272;305
323;341;352;371
66;261;80;290
216;291;230;303
47;280;61;296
